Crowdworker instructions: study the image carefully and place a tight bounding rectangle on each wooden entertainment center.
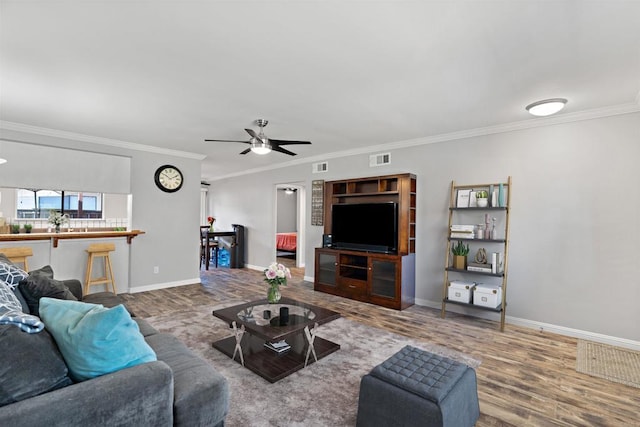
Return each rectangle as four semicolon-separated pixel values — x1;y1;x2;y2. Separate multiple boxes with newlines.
314;173;416;310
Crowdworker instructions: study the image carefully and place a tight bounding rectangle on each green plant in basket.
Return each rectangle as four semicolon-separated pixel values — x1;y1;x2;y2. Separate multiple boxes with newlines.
451;240;470;256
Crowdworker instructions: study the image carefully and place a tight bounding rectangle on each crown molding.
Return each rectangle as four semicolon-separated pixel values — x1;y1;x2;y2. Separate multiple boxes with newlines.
0;121;206;160
4;101;638;181
207;101;640;181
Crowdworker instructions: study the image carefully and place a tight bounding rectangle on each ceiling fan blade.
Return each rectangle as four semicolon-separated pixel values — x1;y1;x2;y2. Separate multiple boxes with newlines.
269;139;311;146
271;146;297;156
239;148;251;155
204;139;250;144
245;128;260;139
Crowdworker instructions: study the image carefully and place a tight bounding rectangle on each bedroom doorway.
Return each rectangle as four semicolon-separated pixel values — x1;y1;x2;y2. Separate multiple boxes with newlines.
275;183;305;270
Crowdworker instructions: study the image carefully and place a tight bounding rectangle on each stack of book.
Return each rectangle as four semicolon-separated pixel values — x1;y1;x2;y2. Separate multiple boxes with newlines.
467;262;492;273
264;340;291;353
450;224;475;239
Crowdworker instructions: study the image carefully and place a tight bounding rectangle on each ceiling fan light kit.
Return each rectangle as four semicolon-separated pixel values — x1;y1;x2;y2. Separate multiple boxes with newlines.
250;139;272;155
205;119;311;156
526;98;568;117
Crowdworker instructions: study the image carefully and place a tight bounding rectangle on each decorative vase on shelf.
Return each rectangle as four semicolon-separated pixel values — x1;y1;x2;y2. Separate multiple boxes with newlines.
55;225;61;233
452;255;467;270
476;198;488;208
267;284;281;304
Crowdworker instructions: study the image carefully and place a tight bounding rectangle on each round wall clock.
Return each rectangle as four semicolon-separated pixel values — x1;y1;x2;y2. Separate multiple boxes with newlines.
154;164;184;193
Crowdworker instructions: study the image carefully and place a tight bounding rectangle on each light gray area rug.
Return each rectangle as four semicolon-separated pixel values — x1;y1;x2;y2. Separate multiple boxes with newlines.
145;304;481;427
576;340;640;389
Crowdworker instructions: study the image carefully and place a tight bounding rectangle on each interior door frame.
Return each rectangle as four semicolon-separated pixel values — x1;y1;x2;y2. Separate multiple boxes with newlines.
275;183;305;268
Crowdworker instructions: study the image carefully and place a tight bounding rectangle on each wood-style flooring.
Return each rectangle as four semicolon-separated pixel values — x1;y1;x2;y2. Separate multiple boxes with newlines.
121;266;639;426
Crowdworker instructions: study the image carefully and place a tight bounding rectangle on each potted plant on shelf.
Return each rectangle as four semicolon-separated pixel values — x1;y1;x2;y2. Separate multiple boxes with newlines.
476;190;489;207
451;240;470;270
24;224;33;234
10;224;20;234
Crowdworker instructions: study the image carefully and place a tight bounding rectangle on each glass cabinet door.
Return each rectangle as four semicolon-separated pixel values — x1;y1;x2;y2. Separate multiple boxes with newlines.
317;252;338;287
370;258;397;298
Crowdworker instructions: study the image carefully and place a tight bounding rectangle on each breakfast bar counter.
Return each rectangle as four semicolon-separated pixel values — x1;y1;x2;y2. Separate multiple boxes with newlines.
0;230;145;247
0;230;145;294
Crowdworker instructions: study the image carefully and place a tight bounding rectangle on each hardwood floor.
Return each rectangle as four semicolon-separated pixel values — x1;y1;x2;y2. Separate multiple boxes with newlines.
121;267;639;426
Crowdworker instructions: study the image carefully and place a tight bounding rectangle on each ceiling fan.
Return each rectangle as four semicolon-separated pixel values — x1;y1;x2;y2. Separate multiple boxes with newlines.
204;119;311;156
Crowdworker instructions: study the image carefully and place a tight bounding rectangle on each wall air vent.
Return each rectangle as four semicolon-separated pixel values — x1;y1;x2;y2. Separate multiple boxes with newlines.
312;161;328;173
370;152;391;167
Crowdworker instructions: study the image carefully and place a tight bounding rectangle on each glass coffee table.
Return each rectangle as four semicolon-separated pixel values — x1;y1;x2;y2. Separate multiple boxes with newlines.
212;297;341;383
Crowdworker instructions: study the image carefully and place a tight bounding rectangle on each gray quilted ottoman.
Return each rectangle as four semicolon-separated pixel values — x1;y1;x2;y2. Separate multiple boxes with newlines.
356;345;480;427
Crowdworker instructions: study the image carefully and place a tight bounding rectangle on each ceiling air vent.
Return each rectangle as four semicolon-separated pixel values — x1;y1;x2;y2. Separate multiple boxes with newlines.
370;152;391;167
312;161;328;173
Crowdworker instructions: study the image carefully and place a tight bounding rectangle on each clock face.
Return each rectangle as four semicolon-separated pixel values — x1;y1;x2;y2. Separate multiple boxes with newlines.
154;165;183;193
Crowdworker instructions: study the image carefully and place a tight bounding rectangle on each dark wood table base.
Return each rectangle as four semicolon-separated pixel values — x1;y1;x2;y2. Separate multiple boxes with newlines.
212;332;340;383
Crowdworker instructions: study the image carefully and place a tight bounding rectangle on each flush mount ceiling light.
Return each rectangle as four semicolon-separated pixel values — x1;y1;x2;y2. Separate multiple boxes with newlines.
526;98;568;117
250;137;272;155
0;158;6;165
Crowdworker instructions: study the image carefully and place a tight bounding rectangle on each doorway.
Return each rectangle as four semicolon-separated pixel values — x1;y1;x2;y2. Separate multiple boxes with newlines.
275;183;305;269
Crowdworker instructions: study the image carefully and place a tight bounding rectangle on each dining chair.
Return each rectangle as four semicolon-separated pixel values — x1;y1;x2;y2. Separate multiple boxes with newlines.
200;226;218;268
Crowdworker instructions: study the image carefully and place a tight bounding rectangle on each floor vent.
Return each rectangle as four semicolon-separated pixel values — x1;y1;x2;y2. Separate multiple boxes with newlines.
312;161;328;173
370;152;391;167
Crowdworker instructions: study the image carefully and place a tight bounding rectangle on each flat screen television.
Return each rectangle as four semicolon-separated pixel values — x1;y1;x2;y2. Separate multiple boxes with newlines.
331;202;398;253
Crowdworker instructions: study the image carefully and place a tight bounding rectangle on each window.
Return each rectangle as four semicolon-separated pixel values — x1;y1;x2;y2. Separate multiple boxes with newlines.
17;189;103;219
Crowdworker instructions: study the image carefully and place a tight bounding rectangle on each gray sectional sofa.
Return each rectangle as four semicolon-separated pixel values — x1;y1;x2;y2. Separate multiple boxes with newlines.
0;265;229;427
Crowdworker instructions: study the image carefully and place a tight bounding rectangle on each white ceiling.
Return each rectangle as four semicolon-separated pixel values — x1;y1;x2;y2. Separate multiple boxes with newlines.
1;1;639;180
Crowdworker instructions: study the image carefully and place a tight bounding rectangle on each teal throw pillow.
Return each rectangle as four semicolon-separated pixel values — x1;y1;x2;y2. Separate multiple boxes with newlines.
39;298;156;381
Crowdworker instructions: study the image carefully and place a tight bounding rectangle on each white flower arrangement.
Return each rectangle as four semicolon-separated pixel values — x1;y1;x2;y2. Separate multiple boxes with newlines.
48;210;70;226
264;262;291;287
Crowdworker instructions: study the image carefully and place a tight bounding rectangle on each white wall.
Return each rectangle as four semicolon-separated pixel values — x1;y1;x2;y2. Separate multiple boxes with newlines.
0;140;130;192
276;189;297;233
209;112;640;344
0;130;203;291
3;113;637;345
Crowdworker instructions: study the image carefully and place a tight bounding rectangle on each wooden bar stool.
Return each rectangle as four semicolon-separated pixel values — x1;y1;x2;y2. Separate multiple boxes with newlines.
84;243;117;295
0;247;33;271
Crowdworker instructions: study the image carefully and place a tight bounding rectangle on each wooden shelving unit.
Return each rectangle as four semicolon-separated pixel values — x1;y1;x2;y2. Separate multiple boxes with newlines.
315;173;416;310
441;177;511;331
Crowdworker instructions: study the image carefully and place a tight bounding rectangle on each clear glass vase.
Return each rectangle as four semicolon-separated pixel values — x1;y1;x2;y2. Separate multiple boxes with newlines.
267;284;281;303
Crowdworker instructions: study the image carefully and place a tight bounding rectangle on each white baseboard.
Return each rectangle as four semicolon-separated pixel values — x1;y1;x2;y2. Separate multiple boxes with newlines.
245;264;263;272
128;277;201;293
416;297;640;351
504;317;640;351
